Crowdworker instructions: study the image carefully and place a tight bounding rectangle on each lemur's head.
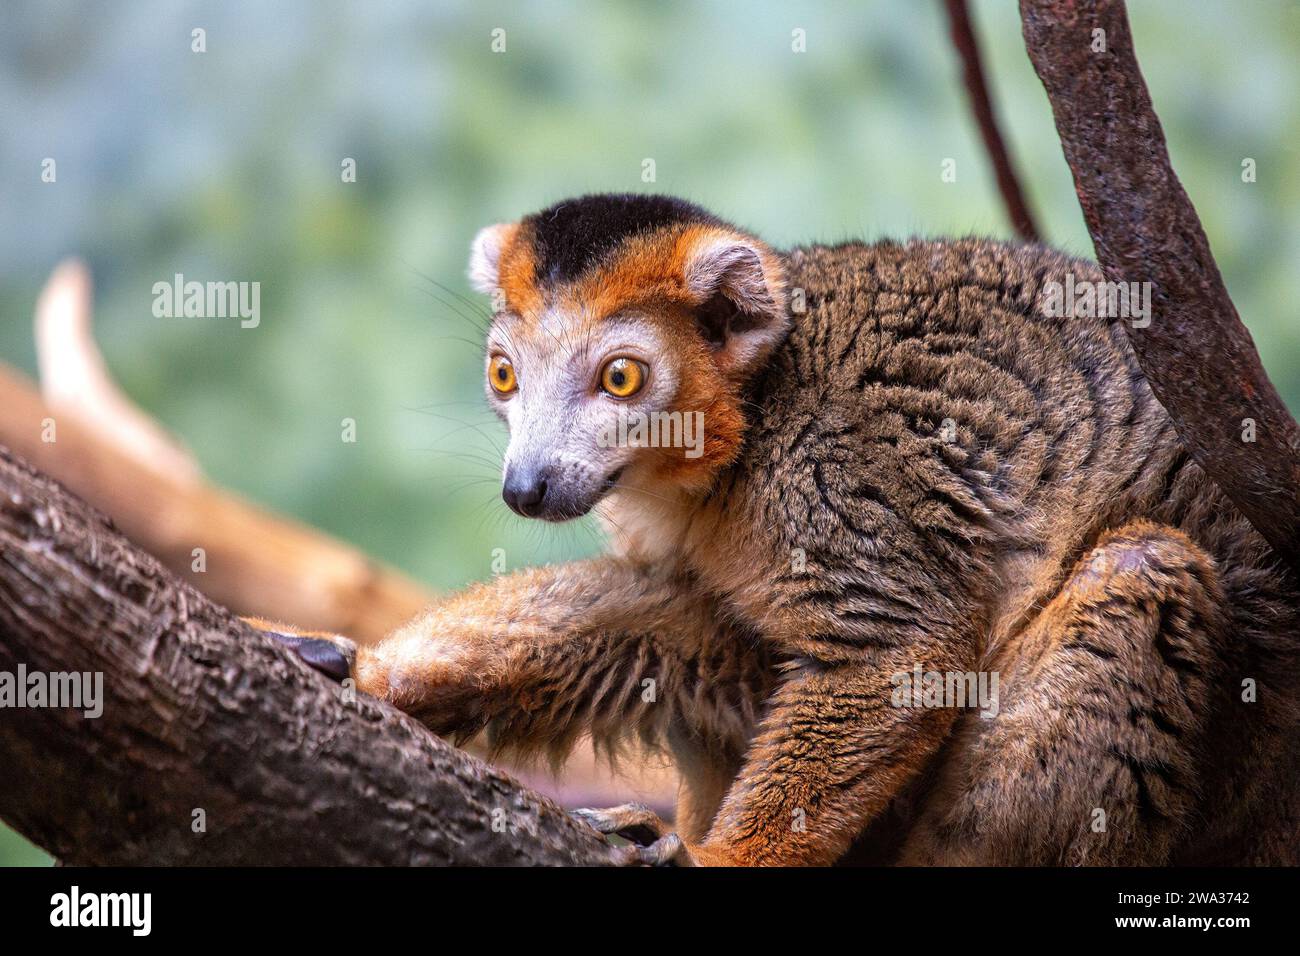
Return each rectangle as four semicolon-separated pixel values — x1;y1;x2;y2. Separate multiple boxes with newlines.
469;194;789;521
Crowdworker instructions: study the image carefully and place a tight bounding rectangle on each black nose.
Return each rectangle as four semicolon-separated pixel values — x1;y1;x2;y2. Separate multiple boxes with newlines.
503;469;549;517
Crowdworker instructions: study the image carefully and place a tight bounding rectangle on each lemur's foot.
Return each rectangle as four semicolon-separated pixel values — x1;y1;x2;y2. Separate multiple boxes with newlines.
244;618;356;683
571;804;703;866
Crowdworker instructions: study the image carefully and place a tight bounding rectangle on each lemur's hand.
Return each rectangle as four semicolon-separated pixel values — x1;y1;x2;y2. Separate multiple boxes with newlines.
243;617;356;683
571;804;735;867
248;616;486;737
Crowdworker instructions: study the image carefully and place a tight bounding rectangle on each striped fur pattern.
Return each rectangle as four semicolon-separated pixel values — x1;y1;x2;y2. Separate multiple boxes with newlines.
340;197;1298;865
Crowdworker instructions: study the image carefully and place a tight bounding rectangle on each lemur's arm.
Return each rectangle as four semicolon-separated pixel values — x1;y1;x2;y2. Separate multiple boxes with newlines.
350;559;769;763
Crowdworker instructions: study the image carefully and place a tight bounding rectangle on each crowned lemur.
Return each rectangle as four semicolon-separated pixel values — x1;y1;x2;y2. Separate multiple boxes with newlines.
256;194;1300;866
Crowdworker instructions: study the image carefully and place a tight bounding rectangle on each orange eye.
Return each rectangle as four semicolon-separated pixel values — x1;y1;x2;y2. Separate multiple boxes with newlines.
599;357;646;398
489;355;517;394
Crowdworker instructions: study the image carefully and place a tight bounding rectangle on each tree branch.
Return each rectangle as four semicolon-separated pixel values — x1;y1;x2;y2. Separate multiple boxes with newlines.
0;445;619;865
1019;0;1300;574
944;0;1040;242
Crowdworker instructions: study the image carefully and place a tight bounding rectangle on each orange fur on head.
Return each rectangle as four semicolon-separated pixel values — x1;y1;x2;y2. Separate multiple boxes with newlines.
493;224;545;319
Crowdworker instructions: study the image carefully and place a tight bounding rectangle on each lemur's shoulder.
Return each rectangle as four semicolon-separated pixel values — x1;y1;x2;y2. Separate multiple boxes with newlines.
736;233;1161;543
766;236;1119;381
778;236;1102;304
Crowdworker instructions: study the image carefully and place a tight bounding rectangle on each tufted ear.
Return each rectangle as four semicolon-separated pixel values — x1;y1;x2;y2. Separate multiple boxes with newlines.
468;223;515;295
682;234;789;376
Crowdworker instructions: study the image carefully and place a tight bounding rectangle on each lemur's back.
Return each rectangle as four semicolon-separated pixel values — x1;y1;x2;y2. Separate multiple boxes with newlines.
746;238;1300;862
765;238;1183;554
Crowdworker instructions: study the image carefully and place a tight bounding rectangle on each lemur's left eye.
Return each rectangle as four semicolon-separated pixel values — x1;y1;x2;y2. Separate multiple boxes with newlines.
489;355;517;394
599;357;646;398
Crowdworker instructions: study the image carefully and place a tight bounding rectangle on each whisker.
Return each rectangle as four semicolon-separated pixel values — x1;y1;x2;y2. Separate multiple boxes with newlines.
608;480;679;506
402;259;494;322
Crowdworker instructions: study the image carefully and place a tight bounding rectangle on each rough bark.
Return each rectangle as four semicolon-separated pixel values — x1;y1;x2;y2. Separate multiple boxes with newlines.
1020;0;1300;574
0;445;619;865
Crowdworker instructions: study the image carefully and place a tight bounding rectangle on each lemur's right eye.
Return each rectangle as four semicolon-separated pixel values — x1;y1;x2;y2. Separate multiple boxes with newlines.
489;355;517;394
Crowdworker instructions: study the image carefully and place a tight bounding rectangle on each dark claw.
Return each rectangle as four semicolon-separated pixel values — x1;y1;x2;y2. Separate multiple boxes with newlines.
267;632;354;683
571;804;680;853
295;638;352;682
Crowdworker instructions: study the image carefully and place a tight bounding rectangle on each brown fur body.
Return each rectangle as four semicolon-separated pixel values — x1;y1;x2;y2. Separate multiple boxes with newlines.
306;203;1298;865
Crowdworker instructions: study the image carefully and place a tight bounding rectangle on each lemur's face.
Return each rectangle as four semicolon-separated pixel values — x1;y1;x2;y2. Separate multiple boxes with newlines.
469;195;789;522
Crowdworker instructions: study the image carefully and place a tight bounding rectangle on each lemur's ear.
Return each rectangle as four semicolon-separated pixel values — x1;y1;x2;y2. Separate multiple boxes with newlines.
468;223;515;295
682;234;789;375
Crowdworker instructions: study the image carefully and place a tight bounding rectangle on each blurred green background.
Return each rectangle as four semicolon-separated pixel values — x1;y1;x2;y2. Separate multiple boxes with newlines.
1;0;1297;865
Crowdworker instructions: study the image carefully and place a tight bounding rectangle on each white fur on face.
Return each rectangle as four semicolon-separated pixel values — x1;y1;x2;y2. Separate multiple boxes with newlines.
486;311;681;518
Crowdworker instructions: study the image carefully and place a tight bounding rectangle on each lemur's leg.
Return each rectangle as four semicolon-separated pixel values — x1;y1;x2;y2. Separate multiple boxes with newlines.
585;643;981;865
350;560;770;776
898;521;1227;865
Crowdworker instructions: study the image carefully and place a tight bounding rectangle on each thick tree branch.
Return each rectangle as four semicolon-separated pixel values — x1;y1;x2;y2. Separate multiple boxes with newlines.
1020;0;1300;573
944;0;1040;242
0;445;619;865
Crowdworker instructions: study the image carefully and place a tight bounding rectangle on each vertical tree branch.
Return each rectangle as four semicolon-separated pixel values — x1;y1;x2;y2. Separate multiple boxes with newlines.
1020;0;1300;574
944;0;1040;241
